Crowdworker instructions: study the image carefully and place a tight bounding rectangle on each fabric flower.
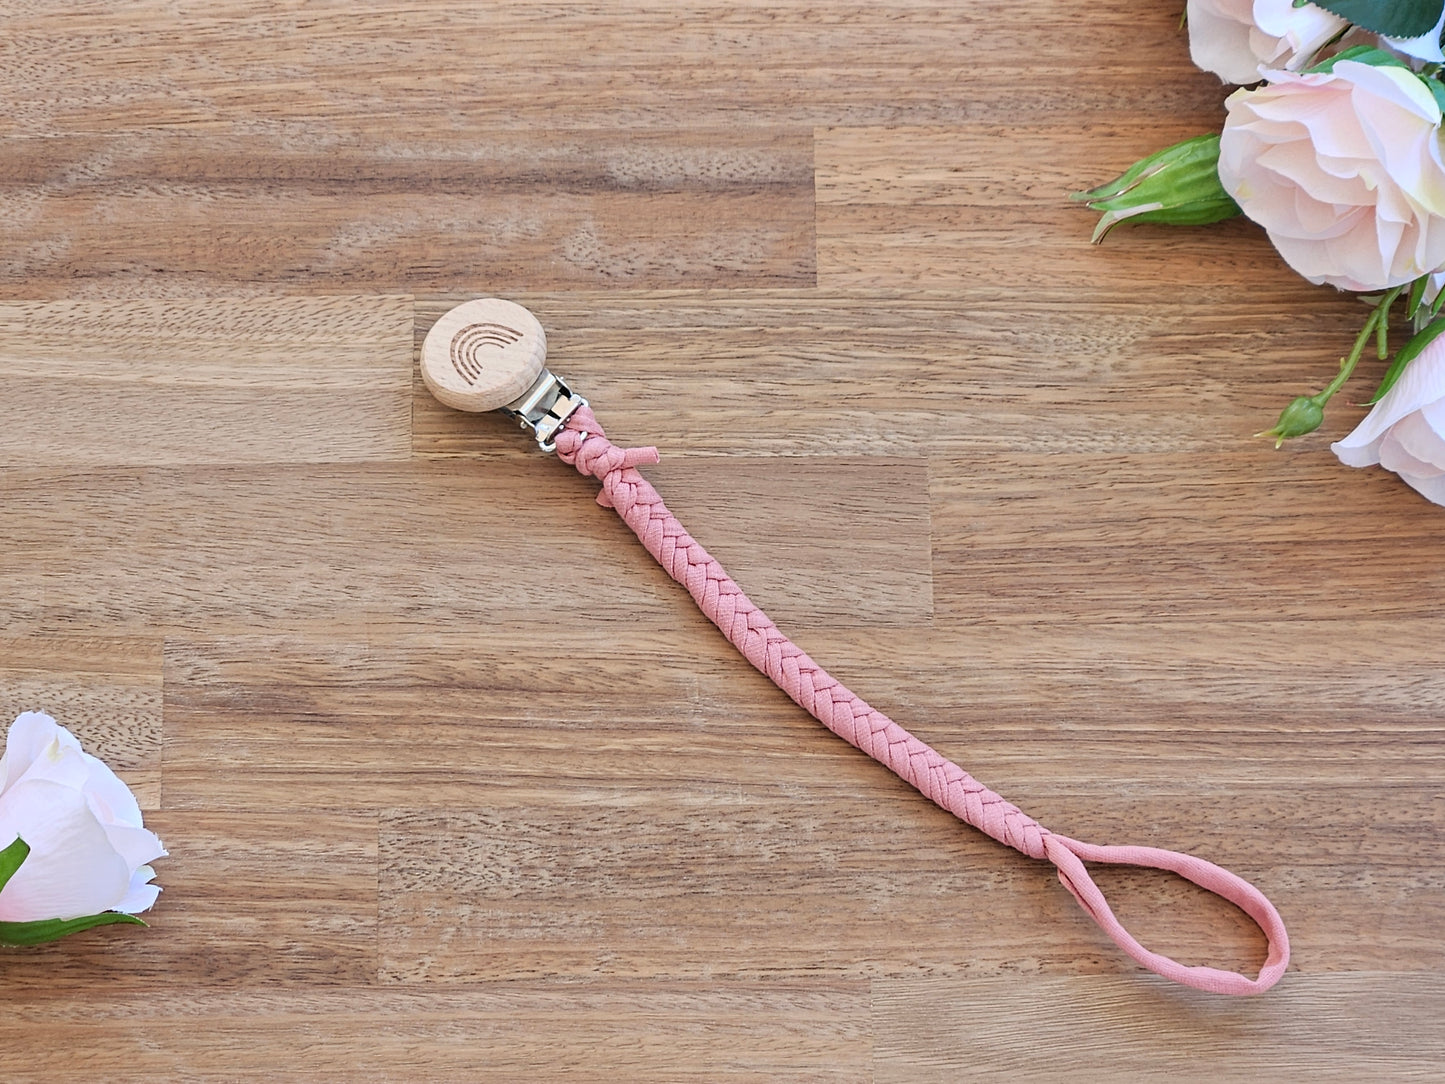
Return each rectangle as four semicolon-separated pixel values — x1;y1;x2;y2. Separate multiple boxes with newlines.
1187;0;1348;84
1218;60;1445;291
0;712;165;923
1333;331;1445;504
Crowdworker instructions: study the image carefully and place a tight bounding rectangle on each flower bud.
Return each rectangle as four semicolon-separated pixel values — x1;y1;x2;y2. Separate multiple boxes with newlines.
1259;395;1326;448
1073;134;1241;242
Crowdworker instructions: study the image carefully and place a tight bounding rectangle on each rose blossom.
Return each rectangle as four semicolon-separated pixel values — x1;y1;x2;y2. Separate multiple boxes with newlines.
0;711;165;923
1218;60;1445;292
1187;0;1347;84
1333;332;1445;504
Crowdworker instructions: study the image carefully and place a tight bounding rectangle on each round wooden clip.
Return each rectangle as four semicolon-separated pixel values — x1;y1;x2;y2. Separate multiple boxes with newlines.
420;298;548;412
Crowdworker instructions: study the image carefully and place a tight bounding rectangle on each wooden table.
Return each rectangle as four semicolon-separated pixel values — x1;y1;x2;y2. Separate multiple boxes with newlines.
2;2;1442;1078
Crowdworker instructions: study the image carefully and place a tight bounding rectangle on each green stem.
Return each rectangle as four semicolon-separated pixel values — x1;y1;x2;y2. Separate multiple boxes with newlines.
1316;286;1403;406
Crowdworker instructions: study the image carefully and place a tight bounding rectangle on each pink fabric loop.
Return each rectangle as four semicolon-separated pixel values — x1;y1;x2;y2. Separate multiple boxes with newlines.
554;406;1289;995
1043;835;1290;996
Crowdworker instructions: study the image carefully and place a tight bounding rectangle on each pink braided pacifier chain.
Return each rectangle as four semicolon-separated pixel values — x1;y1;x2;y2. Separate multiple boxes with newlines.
554;404;1289;996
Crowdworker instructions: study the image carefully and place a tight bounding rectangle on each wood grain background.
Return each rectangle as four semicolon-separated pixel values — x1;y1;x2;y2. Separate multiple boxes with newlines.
2;1;1443;1079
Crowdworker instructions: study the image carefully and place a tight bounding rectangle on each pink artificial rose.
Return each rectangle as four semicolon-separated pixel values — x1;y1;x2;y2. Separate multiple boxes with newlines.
1218;60;1445;292
1333;333;1445;504
0;712;165;922
1187;0;1347;84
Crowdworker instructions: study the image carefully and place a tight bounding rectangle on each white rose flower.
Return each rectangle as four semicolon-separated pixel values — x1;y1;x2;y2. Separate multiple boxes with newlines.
1333;332;1445;504
1218;60;1445;292
0;711;165;923
1187;0;1348;84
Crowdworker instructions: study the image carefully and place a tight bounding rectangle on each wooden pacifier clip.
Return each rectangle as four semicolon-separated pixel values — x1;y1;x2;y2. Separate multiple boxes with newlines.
420;298;1291;996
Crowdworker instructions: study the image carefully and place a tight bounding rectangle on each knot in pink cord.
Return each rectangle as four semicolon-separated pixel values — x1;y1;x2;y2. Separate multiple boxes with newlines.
555;407;659;510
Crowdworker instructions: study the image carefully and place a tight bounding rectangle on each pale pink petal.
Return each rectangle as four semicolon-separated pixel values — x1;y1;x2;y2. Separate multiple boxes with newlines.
1375;216;1408;275
0;779;131;921
94;816;167;873
1399;469;1445;504
3;730;90;795
1379;424;1445;475
1257;141;1370;213
80;751;145;828
113;866;162;915
1188;1;1347;83
1334;338;1445;466
1294;115;1372;164
1420;395;1445;435
1271;225;1383;289
1188;0;1265;84
1346;62;1440;127
0;712;64;796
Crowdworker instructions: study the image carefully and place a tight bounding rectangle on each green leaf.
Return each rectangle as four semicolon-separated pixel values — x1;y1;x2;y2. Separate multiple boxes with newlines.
0;836;151;946
0;840;149;945
1369;317;1445;404
1429;78;1445;116
1408;275;1429;321
0;836;29;894
0;911;146;947
1306;1;1444;39
1304;45;1410;75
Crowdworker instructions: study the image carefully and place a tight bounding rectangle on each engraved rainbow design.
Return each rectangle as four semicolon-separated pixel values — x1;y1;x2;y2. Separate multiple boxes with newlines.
450;321;523;385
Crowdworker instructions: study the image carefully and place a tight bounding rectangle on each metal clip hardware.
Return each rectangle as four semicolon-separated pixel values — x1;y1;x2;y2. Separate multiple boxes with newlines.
502;369;589;453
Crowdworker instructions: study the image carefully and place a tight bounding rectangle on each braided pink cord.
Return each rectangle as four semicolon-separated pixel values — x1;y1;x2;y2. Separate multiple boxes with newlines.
554;406;1289;995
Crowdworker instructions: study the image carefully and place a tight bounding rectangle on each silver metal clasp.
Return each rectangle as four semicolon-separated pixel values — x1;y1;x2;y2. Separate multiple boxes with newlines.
502;369;589;453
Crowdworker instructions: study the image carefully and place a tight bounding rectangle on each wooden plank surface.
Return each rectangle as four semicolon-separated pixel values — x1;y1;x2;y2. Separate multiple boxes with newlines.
0;131;814;296
2;1;1443;1079
0;297;413;463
